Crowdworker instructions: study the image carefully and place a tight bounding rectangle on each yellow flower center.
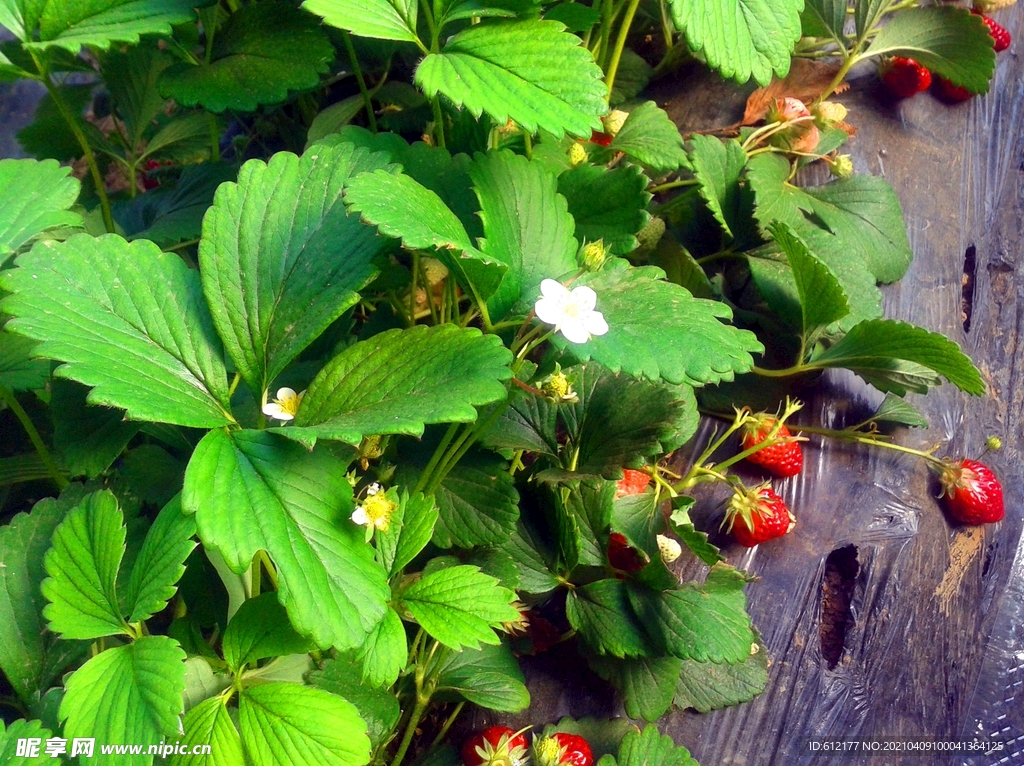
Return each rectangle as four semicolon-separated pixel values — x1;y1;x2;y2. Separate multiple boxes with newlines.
274;390;303;417
360;492;396;530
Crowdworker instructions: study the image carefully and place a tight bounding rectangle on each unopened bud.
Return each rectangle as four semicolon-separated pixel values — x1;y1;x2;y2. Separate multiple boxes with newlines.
580;240;608;272
986;436;1003;451
539;364;578;403
829;154;854;178
568;142;588;166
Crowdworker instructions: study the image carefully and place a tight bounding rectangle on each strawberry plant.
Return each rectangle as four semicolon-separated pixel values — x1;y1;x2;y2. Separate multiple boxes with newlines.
0;0;1008;762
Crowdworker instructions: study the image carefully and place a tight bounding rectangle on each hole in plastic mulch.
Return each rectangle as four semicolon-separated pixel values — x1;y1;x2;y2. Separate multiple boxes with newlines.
820;544;859;671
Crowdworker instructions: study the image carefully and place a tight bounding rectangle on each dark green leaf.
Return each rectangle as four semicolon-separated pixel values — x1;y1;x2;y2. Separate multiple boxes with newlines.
558;163;650;255
609;49;651;106
50;379;138;479
306;96;364;148
687;135;746;238
588;653;682;721
0;331;49;391
222;592;315;672
544;2;599;31
101;45;172;147
309;658;401;749
432;641;529;712
674;635;768;713
432;452;519;549
120;445;186;506
559;479;615;567
802;0;846;40
503;521;559;595
20;0;200;53
481;388;559;456
609;102;688;174
870;392;929;428
125;495;196;623
670;498;722;566
566;579;653;658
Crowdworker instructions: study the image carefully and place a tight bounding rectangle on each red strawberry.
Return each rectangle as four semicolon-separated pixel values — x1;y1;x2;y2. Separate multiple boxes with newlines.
589;130;613;147
725;485;796;547
607;532;647;572
616;468;651;497
741;415;803;478
462;727;530;766
880;57;932;98
534;733;593;766
936;77;974;102
939;459;1005;524
974;11;1011;52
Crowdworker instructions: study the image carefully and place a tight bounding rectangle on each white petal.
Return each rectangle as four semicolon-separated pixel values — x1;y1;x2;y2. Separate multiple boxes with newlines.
560;319;592;344
583;310;609;337
570;285;597;313
351;507;369;525
262;403;293;421
540;278;569;300
534;297;565;325
276;387;297;400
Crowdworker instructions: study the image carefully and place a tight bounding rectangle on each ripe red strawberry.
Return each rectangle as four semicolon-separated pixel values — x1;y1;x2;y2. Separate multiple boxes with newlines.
936;77;974;102
741;415;803;478
589;130;613;147
462;727;530;766
974;11;1011;52
725;485;796;547
939;459;1005;524
534;733;594;766
616;468;651;497
880;57;932;98
607;532;647;572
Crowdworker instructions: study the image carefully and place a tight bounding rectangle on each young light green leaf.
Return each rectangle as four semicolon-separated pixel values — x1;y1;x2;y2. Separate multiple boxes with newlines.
668;0;802;85
309;658;401;749
747;152;913;284
768;220;850;342
0;491;89;703
674;637;769;713
398;565;520;651
200;143;391;397
0;719;54;764
305;96;364;148
432;452;520;549
627;565;755;663
687;135;747;238
61;635;187;760
864;7;996;93
160;2;335;113
20;0;200;53
171;696;245;766
588;653;682;722
356;607;407;688
376;491;438;577
469;149;579;319
286;325;512;448
0;158;80;254
182;429;390;650
49;379;138;479
616;724;700;766
0;331;49;391
41;490;129;640
559;260;763;386
414;20;606;138
567;579;654;659
181;657;232;712
125;496;196;623
344;169;508;301
301;0;418;42
808;318;986;395
544;2;600;31
608;102;689;174
558;163;650;255
432;641;530;713
870;392;929;428
222;592;315;673
239;683;370;766
0;234;233;428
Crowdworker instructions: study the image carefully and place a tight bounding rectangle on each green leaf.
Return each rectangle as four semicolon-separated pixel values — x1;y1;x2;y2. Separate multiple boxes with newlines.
120;445;187;506
101;45;172;148
41;490;129;640
747;152;913;284
287;325;512;447
566;579;653;658
674;638;768;713
0;158;80;255
0;719;54;764
687;135;746;238
608;102;688;175
138;112;211;163
432;452;520;549
544;2;599;31
609;48;651;106
559;260;763;386
306;96;364;148
768;220;850;342
482;388;559;456
344;169;508;301
670;499;722;566
222;592;315;672
503;521;559;595
200;144;390;397
49;379;138;479
557;479;614;567
171;696;245;766
398;564;519;650
301;0;417;42
470;149;578;319
588;653;681;722
239;682;370;766
465;547;519;590
19;0;200;53
414;20;606;138
181;657;231;711
627;564;755;663
0;234;233;429
808;318;986;396
558;163;650;256
376;491;438;577
802;0;846;40
616;724;700;766
0;331;49;391
125;496;196;623
870;392;929;428
61;635;186;759
182;429;390;649
356;607;407;688
0;491;89;703
160;2;334;113
432;641;530;712
309;658;401;749
864;7;996;93
668;0;802;85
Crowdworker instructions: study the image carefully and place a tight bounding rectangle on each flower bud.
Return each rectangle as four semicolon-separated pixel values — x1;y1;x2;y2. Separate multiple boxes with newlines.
580;239;608;272
828;154;854;178
986;435;1003;451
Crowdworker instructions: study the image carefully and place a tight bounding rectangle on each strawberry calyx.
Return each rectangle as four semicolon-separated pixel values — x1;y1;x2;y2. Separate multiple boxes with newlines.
533;734;593;766
464;727;532;766
723;481;775;534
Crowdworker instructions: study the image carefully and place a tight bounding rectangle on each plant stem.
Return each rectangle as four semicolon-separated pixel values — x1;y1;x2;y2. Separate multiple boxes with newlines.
414;422;460;494
342;30;378;133
391;694;428;766
648;178;698;194
208;112;221;162
431;96;447;148
0;383;67;490
596;0;614;65
604;0;642;100
430;702;465;748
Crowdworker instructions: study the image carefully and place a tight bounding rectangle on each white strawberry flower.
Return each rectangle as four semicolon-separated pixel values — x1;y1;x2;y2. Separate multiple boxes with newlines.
262;387;304;421
534;278;609;344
